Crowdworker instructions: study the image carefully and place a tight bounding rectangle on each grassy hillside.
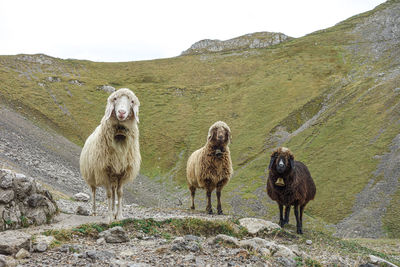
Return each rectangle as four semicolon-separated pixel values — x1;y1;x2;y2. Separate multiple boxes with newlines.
1;0;399;237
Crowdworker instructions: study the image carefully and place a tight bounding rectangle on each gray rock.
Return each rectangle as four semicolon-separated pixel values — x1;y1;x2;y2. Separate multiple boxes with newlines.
0;230;31;255
35;235;55;246
273;245;296;259
27;194;47;207
239;237;275;251
99;226;129;243
213;234;239;247
0;171;14;189
0;255;17;267
239;218;280;234
275;256;297;267
369;255;397;267
306;239;313;245
0;189;14;203
15;248;30;259
73;192;90;202
76;205;90;216
96;237;106;245
184;235;201;242
99;85;116;93
47;76;61;82
171;236;201;252
85;250;115;260
0;169;57;229
34;242;48;252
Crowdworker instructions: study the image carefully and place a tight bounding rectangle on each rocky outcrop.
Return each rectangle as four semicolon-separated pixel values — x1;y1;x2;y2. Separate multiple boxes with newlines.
0;169;58;230
181;32;291;55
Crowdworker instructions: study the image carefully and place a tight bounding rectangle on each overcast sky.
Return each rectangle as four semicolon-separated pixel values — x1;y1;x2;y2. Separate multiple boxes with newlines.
0;0;386;62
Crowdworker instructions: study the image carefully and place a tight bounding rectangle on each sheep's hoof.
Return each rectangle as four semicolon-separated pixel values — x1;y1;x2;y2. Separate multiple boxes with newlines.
115;214;124;221
190;206;195;210
217;210;223;215
207;209;213;215
297;228;303;234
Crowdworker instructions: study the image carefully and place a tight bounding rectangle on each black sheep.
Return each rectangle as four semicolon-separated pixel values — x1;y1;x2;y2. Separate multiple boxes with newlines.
266;147;316;234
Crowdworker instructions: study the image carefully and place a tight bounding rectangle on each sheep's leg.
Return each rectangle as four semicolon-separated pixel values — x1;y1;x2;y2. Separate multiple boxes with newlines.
189;186;196;210
111;185;116;215
106;187;114;224
216;187;223;215
294;204;302;234
279;204;285;227
206;190;213;214
115;184;124;220
91;186;97;216
299;205;305;232
284;206;291;226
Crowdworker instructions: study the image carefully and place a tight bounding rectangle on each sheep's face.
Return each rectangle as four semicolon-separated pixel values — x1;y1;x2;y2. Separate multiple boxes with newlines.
269;147;295;175
114;95;131;121
103;88;140;124
208;126;231;145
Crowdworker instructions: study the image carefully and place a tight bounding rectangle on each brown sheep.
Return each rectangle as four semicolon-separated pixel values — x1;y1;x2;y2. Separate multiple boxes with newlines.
266;147;316;234
186;121;233;214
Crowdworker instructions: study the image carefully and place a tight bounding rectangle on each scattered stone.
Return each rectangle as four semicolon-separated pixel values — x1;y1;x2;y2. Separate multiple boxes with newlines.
34;242;48;252
73;192;90;202
15;248;30;259
369;255;397;267
0;230;31;255
96;237;106;245
306;239;313;245
213;234;239;247
239;237;275;252
0;172;13;189
99;226;129;243
85;250;115;260
0;189;14;203
171;236;201;252
394;87;400;92
99;85;116;93
0;255;17;267
76;205;90;216
68;80;84;86
47;76;61;82
236;249;250;260
239;218;280;234
273;245;296;259
120;249;135;258
275;256;297;267
259;247;271;257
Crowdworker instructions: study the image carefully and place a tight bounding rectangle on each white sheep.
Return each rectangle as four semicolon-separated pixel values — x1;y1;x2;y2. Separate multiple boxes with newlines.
186;121;233;214
80;88;141;222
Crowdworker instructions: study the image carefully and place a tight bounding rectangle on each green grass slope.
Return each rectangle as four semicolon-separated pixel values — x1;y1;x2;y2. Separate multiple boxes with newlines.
0;0;399;237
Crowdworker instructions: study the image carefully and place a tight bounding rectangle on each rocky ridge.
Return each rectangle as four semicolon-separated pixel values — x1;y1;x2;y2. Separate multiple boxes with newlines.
181;32;291;55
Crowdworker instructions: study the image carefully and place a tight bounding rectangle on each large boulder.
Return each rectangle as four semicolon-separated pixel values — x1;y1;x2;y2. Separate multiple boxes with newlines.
0;169;58;230
239;218;281;234
0;230;32;255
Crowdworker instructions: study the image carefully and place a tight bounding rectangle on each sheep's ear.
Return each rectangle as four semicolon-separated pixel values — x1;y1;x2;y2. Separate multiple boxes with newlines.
132;103;139;123
229;132;233;144
207;129;213;140
102;100;114;122
289;156;295;170
268;156;276;170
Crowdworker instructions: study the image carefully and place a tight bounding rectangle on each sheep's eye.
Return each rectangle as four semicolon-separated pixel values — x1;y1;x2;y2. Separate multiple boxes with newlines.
131;100;134;104
113;97;117;101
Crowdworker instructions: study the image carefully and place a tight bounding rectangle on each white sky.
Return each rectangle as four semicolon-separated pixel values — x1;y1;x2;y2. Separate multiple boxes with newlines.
0;0;386;62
